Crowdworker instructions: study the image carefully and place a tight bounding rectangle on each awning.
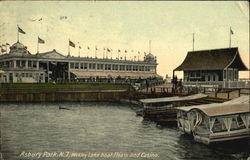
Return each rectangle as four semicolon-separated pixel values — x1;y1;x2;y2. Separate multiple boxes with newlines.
71;71;162;79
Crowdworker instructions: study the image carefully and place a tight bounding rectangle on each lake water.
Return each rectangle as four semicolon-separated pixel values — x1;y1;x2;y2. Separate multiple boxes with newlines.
0;102;249;160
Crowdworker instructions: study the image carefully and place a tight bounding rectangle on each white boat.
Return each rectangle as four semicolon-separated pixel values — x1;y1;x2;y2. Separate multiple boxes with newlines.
176;96;250;144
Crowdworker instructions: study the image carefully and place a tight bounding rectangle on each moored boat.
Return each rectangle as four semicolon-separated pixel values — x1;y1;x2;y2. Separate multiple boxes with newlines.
176;97;250;144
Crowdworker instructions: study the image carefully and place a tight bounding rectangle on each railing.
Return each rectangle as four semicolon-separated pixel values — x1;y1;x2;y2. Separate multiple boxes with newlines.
183;80;249;89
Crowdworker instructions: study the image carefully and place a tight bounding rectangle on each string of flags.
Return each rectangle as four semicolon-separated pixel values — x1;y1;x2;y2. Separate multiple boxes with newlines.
1;25;148;59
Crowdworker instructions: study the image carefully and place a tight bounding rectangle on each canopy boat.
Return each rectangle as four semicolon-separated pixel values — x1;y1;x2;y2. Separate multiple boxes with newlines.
176;96;250;144
138;93;208;124
177;95;249;134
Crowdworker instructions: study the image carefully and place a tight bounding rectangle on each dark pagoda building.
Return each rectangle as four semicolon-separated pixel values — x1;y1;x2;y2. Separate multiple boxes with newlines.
174;47;248;89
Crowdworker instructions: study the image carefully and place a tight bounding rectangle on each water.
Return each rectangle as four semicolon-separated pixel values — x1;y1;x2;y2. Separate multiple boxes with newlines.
0;102;249;160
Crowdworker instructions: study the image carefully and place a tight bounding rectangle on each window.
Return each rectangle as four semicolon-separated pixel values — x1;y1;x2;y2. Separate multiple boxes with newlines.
80;63;84;69
16;60;21;67
75;63;79;69
223;70;226;80
28;61;32;68
21;60;25;67
234;70;238;80
97;64;103;70
70;63;74;69
120;65;125;71
84;63;88;69
33;61;37;68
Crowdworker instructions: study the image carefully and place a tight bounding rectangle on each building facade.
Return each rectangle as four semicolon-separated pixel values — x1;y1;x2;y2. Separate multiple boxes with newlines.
174;48;248;88
0;42;162;83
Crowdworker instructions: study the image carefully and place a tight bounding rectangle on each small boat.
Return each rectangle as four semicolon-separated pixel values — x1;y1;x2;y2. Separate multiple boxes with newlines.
59;106;70;110
139;93;208;124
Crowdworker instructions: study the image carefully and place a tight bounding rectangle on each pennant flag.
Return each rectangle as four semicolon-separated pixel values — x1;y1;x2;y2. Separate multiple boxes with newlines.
118;49;121;52
125;50;127;53
87;46;90;50
6;43;10;46
38;37;45;44
69;40;75;48
95;46;98;50
107;48;111;52
79;46;81;49
18;26;26;34
230;28;234;35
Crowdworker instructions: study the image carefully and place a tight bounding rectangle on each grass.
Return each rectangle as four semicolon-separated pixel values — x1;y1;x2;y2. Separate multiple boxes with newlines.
0;83;131;93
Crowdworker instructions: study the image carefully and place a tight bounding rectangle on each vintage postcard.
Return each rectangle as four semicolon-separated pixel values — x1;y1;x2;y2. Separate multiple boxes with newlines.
0;1;249;160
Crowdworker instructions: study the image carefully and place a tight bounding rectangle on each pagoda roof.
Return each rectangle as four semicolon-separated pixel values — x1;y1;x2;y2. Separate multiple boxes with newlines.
174;47;248;71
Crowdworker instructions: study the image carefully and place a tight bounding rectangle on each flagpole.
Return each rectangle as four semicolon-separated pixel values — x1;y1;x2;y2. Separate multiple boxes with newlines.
149;40;151;53
229;27;231;48
193;33;195;51
95;46;97;58
103;48;105;59
68;39;70;57
37;37;39;54
17;25;19;42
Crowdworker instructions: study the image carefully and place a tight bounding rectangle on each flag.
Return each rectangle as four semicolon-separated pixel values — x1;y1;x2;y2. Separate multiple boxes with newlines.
6;43;10;46
87;46;90;50
79;46;81;49
118;49;121;52
69;40;75;48
95;46;98;50
230;28;234;35
38;37;45;44
125;50;127;53
107;48;111;52
18;26;26;34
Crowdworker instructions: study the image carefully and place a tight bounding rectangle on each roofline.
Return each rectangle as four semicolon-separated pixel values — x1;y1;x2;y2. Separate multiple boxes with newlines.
187;47;238;53
224;48;238;69
193;108;249;117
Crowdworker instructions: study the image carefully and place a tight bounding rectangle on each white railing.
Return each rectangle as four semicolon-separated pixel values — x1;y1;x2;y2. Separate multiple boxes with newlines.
183;80;249;89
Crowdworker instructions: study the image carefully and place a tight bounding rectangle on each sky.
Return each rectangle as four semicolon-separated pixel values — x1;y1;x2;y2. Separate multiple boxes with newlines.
0;1;249;78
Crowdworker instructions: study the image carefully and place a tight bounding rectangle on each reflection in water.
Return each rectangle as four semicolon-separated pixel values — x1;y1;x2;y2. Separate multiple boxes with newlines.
0;102;249;160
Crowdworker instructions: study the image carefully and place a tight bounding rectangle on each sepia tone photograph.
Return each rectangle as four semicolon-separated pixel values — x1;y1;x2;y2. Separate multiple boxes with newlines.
0;1;249;160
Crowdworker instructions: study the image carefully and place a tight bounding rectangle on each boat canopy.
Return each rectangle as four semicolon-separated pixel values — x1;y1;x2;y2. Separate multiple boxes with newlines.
177;95;249;113
139;93;207;104
178;103;249;117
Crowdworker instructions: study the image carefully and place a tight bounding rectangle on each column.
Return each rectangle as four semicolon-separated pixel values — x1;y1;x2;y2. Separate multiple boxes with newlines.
47;61;49;82
37;61;39;70
25;60;28;69
68;62;70;81
13;60;16;68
